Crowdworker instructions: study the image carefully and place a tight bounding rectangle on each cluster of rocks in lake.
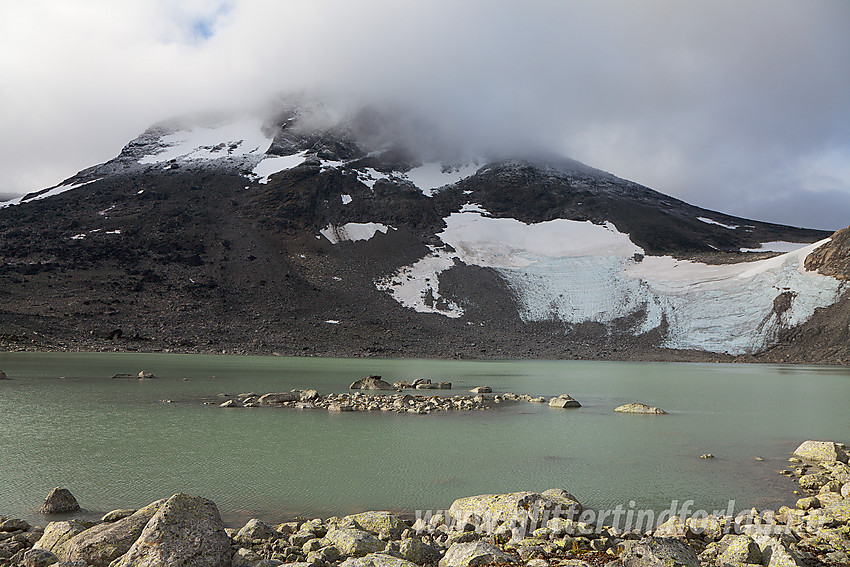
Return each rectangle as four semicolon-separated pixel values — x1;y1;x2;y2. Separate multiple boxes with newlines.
3;439;850;567
208;376;673;417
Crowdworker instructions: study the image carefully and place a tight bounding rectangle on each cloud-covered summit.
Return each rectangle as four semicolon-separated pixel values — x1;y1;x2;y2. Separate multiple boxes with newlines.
1;0;848;229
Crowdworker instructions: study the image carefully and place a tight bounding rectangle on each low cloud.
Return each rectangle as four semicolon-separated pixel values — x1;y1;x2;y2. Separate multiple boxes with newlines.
1;0;848;229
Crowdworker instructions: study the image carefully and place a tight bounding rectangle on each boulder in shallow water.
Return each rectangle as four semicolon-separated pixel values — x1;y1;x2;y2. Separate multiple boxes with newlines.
137;371;156;379
0;370;7;380
40;488;80;514
258;392;297;405
350;376;393;390
615;402;667;415
793;440;848;463
548;395;581;408
469;386;492;394
111;493;231;567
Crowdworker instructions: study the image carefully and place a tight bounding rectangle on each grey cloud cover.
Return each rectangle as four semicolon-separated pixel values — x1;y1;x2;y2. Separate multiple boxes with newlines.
1;0;848;229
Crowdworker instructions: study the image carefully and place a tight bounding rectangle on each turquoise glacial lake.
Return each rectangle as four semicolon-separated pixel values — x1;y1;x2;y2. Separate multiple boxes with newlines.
0;352;847;527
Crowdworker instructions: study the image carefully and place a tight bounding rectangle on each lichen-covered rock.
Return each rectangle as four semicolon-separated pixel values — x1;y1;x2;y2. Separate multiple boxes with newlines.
325;528;385;558
58;498;165;566
40;488;80;514
236;518;275;542
398;538;441;565
751;535;805;567
33;521;87;554
619;537;699;566
793;440;848;463
350;376;393;390
614;402;667;415
799;474;830;490
111;493;231;567
341;512;406;539
341;552;420;567
439;541;517;567
448;490;582;534
548;395;581;408
718;534;762;565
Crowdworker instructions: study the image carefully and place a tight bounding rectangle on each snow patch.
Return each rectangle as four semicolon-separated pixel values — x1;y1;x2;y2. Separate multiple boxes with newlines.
320;223;393;244
251;152;307;184
740;241;811;253
697;216;739;230
341;194;353;205
375;247;464;318
2;178;103;208
138;118;272;164
325;320;340;324
406;162;479;196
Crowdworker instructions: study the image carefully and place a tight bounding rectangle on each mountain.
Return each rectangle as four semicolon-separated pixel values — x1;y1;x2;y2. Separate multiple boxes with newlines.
1;100;847;363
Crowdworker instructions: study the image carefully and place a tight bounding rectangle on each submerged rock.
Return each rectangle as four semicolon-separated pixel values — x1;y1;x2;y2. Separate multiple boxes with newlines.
40;488;80;514
111;493;231;567
614;402;667;415
350;376;394;390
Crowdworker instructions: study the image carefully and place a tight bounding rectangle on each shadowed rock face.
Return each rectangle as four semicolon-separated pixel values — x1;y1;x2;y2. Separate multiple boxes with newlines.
805;225;850;280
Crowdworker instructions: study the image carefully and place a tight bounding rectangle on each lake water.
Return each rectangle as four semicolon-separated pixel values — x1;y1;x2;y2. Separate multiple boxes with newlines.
0;352;847;527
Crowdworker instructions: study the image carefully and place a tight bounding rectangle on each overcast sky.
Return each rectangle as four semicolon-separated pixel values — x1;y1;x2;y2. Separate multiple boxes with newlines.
1;1;848;230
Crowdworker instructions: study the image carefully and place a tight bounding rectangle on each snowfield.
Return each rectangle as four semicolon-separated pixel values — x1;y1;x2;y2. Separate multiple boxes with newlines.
251;152;307;183
376;207;843;354
138;118;272;164
740;241;810;253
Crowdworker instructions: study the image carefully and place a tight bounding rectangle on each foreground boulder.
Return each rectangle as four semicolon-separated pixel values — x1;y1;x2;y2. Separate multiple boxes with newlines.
341;552;419;567
448;490;581;533
793;440;848;463
58;498;165;566
112;493;231;567
340;511;406;539
350;376;394;390
615;402;667;415
39;488;80;514
548;394;581;408
21;548;58;567
439;541;516;567
325;528;385;558
619;537;700;567
33;521;87;554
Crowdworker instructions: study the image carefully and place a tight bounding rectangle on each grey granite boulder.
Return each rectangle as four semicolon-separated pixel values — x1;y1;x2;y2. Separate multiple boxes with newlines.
111;493;231;567
236;518;275;542
258;392;298;405
619;537;699;566
340;511;406;539
40;488;80;514
325;528;385;558
469;387;492;394
32;521;87;554
58;498;165;566
718;534;762;565
615;402;667;415
439;541;516;567
448;490;581;533
794;440;848;463
341;552;420;567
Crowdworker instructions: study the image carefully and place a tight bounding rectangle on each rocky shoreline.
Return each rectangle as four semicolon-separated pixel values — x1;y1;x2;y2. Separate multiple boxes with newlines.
2;440;849;567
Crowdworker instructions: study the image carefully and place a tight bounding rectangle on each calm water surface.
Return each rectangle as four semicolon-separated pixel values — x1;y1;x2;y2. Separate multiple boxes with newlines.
0;352;847;526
